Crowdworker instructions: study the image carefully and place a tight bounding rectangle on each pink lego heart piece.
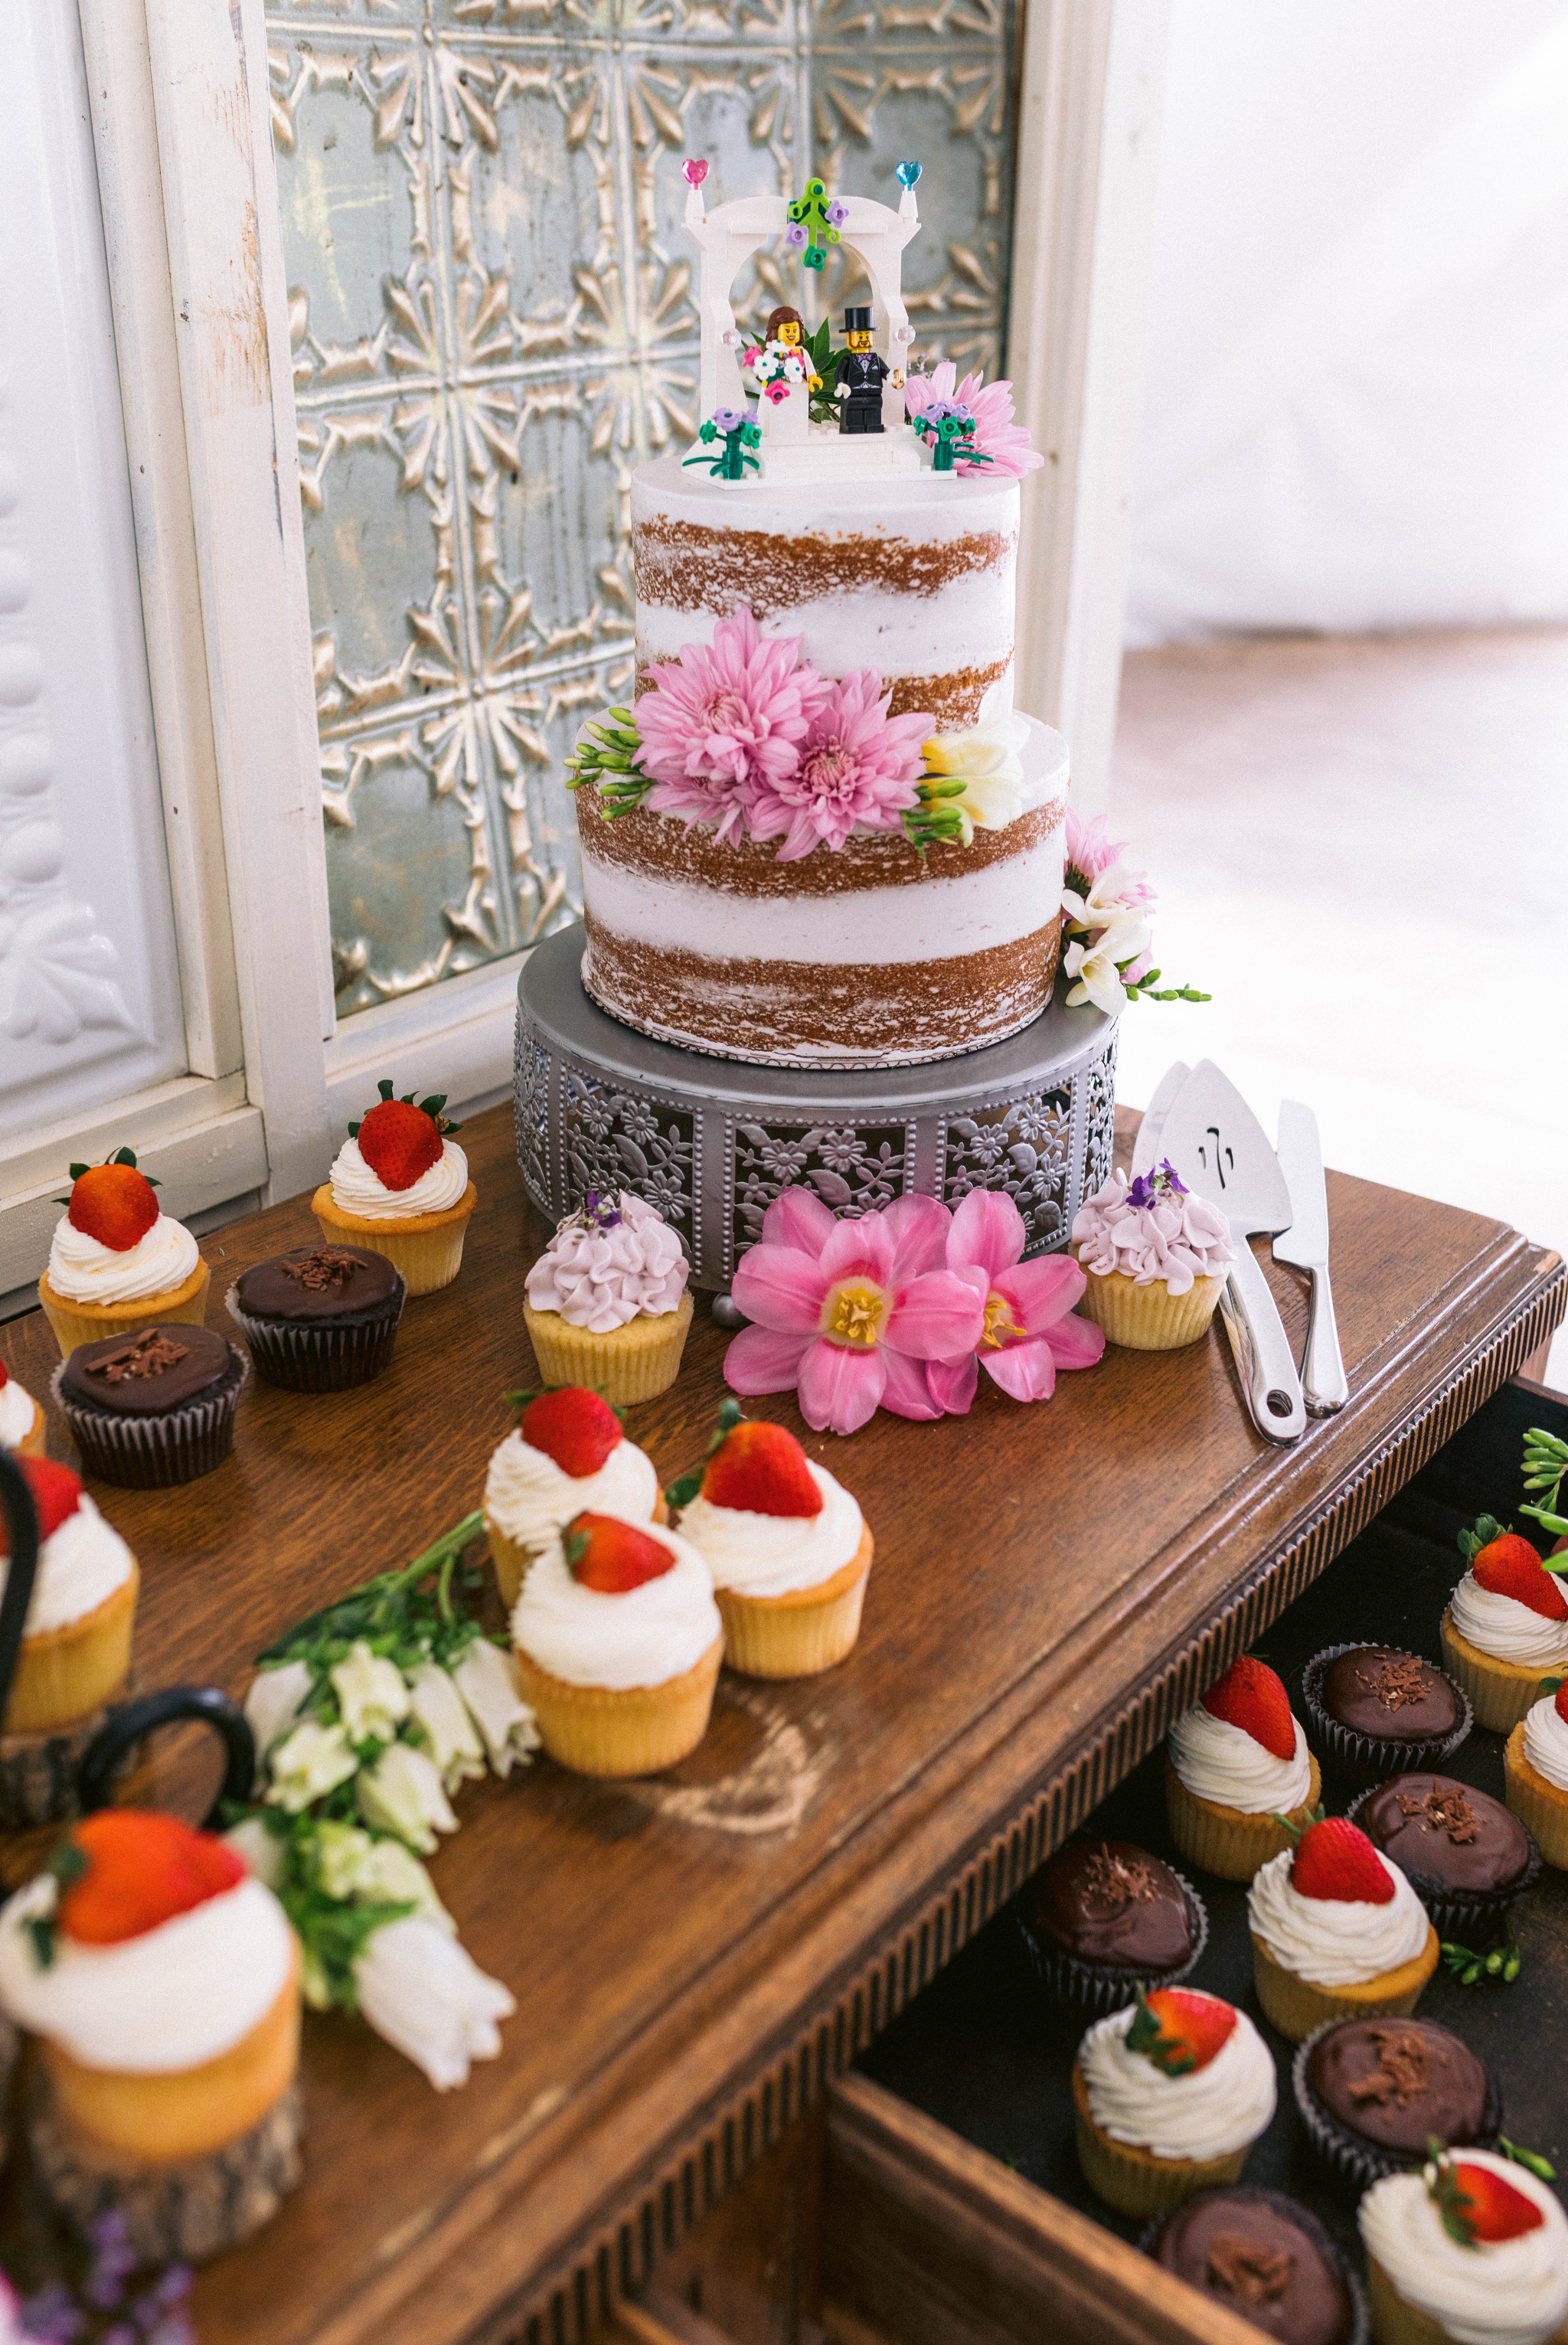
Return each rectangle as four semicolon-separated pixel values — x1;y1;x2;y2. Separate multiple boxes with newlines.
681;158;709;188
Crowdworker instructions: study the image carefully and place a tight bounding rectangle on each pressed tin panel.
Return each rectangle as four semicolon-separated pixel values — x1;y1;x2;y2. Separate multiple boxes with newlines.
268;0;1018;1016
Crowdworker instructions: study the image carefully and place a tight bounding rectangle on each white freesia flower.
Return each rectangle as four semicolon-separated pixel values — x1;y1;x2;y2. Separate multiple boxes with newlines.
451;1638;541;1778
408;1662;487;1794
1063;912;1149;1014
355;1739;458;1854
1061;860;1145;934
921;717;1027;841
315;1819;453;1932
224;1814;286;1889
354;1915;515;2092
266;1719;358;1813
330;1640;411;1746
244;1658;313;1757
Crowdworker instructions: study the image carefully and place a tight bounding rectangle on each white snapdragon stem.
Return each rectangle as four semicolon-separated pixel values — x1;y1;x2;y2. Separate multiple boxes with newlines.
353;1916;515;2091
243;1658;314;1759
450;1639;540;1777
266;1720;358;1813
330;1640;412;1745
355;1739;458;1853
315;1819;454;1932
408;1663;487;1794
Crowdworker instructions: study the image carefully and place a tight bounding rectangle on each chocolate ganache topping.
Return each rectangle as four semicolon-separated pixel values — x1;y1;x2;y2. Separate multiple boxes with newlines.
1306;2019;1494;2154
61;1325;235;1417
1320;1647;1462;1742
1357;1773;1533;1895
237;1244;400;1325
1149;2189;1354;2345
1032;1839;1194;1971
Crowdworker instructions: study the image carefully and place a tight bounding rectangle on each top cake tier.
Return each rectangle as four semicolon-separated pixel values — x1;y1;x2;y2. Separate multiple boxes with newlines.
631;459;1021;733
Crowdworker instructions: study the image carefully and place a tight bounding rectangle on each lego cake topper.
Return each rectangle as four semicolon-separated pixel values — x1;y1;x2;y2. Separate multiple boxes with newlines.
836;305;890;436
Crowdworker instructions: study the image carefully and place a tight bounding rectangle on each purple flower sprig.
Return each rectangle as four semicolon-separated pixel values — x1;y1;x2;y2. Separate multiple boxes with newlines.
14;2217;195;2345
1125;1159;1188;1212
578;1190;622;1231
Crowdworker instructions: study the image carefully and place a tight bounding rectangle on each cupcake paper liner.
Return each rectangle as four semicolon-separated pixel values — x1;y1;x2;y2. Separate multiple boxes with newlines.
1503;1725;1568;1871
1070;2063;1253;2218
1165;1752;1322;1881
1291;2019;1503;2196
1438;1612;1548;1736
1344;1783;1543;1943
225;1279;405;1393
523;1292;694;1406
513;1635;722;1777
38;1261;212;1359
1072;1259;1225;1352
714;1536;872;1680
1301;1644;1472;1788
1136;2190;1371;2345
52;1349;248;1489
1250;1928;1439;2045
1018;1865;1210;2017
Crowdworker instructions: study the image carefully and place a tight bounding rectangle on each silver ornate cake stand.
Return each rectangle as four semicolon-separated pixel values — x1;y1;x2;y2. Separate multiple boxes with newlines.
514;924;1119;1295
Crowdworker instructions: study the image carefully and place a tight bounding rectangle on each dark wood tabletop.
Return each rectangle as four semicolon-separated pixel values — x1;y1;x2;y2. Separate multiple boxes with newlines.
1;1102;1561;2345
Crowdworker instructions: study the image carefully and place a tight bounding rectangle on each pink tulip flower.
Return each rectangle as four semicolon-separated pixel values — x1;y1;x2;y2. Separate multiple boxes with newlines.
725;1189;985;1435
926;1188;1105;1412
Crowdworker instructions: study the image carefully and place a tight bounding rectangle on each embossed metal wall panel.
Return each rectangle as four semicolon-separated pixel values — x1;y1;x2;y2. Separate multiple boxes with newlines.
269;0;1018;1017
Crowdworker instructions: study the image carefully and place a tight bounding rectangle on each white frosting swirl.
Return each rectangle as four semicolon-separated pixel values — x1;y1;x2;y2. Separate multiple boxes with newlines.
46;1211;200;1306
484;1428;658;1554
678;1462;863;1598
511;1524;720;1690
1359;2150;1568;2345
1450;1576;1568;1668
1167;1705;1312;1815
0;1374;37;1448
0;1874;295;2072
1077;1996;1276;2160
1247;1845;1430;1986
525;1193;689;1331
1521;1695;1568;1795
1;1491;134;1636
328;1136;469;1220
1071;1169;1234;1295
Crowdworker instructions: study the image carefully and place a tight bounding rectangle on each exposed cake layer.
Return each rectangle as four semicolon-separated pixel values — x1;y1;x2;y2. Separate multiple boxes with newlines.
632;459;1020;730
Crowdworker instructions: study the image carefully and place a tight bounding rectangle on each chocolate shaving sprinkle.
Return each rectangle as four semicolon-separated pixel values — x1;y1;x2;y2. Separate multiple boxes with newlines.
1355;1654;1431;1712
86;1331;190;1384
1080;1847;1158;1909
1347;2025;1439;2108
278;1246;362;1292
1396;1786;1479;1844
1207;2234;1293;2305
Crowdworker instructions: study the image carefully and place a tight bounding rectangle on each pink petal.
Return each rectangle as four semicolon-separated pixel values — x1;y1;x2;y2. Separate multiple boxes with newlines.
724;1324;812;1394
797;1338;885;1435
884;1270;987;1360
884;1193;952;1279
982;1336;1057;1404
818;1210;894;1287
947;1187;1025;1282
994;1253;1086;1334
925;1350;979;1416
731;1243;830;1333
760;1185;837;1257
879;1347;948;1420
1042;1310;1106;1372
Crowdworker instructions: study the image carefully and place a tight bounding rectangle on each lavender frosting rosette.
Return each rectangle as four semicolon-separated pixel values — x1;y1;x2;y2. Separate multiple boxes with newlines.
522;1192;694;1406
1070;1161;1234;1350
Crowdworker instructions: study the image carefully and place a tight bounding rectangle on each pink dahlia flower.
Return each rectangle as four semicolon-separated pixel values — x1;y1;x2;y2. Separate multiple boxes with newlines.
926;1188;1105;1412
724;1189;985;1435
747;671;931;860
905;362;1043;480
638;604;830;846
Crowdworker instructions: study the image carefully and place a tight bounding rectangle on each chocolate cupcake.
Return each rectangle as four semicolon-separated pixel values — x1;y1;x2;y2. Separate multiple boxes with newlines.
1301;1644;1471;1786
52;1328;247;1488
1293;2017;1501;2193
1142;2186;1367;2344
1020;1839;1207;2014
227;1245;405;1392
1346;1773;1541;1940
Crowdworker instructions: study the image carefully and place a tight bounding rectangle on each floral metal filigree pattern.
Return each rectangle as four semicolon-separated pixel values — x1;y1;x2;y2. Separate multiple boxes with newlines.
1083;1040;1119;1200
942;1090;1071;1255
562;1070;696;1228
733;1119;912;1257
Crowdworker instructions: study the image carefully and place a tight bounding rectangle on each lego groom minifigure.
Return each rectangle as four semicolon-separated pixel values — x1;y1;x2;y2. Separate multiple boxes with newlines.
835;305;889;434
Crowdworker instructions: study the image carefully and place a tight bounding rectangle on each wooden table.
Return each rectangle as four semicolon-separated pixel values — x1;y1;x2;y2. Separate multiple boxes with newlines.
2;1103;1561;2345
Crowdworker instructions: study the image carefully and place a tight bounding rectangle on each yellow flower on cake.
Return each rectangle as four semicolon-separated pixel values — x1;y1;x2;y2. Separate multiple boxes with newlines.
920;717;1028;841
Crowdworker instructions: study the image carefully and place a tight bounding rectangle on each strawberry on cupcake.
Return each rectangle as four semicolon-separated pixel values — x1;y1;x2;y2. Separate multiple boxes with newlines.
671;1403;872;1679
510;1510;721;1777
38;1151;207;1360
1072;1984;1276;2219
484;1386;664;1609
0;1355;44;1458
1247;1811;1438;2044
1165;1654;1321;1880
313;1081;475;1296
1504;1676;1568;1873
0;1455;138;1747
1442;1517;1568;1734
1358;2146;1568;2345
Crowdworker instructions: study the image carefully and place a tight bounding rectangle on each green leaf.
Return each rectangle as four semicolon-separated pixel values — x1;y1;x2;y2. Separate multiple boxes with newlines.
1124;1984;1195;2076
348;1121;361;1138
378;1079;395;1100
68;1163;90;1179
111;1147;137;1167
665;1470;704;1511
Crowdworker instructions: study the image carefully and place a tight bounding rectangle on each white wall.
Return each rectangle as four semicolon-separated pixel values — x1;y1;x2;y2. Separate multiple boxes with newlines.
1125;0;1568;644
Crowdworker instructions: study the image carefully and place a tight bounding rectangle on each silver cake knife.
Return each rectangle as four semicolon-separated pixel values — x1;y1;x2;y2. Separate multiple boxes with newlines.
1272;1100;1348;1417
1130;1061;1193;1178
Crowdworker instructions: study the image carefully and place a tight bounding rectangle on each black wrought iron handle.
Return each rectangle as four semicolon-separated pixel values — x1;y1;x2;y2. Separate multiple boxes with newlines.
0;1448;40;1736
77;1684;256;1827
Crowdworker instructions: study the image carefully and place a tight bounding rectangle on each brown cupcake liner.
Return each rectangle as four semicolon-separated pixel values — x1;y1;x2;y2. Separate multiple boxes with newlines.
51;1349;248;1488
1018;1867;1210;2016
225;1279;405;1393
1291;2019;1503;2196
1343;1783;1542;1942
1136;2188;1370;2344
1301;1644;1472;1788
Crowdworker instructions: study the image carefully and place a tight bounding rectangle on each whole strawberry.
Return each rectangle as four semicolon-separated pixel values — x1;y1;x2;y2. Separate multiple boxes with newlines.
519;1388;622;1479
1428;2151;1545;2247
1124;1985;1236;2076
703;1419;822;1519
54;1148;160;1253
1201;1654;1296;1762
1459;1514;1568;1623
1289;1814;1395;1905
48;1809;245;1949
0;1456;83;1552
349;1080;460;1194
564;1511;674;1595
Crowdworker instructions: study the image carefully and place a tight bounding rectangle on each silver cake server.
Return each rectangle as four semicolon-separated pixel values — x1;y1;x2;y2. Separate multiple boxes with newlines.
1159;1061;1307;1447
1131;1061;1192;1178
1273;1100;1348;1417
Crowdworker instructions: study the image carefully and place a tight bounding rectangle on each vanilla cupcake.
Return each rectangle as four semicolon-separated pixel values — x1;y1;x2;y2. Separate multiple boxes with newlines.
1359;2147;1568;2345
312;1083;475;1297
524;1191;692;1406
1441;1521;1568;1734
38;1153;207;1358
1;1456;137;1740
484;1386;664;1609
1072;1986;1276;2219
1071;1161;1233;1350
0;1357;44;1457
0;1809;301;2261
511;1511;721;1777
1504;1680;1568;1871
1247;1815;1439;2045
1165;1654;1321;1880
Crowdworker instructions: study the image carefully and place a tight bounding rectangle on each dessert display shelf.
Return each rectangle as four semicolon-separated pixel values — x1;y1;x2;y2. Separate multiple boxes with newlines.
0;1104;1560;2345
514;923;1119;1294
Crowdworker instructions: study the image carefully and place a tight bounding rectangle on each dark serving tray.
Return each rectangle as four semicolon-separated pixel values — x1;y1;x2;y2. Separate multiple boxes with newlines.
859;1380;1568;2274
